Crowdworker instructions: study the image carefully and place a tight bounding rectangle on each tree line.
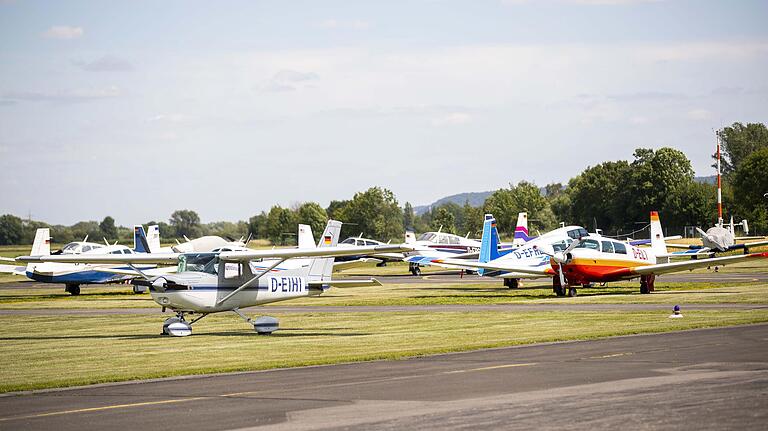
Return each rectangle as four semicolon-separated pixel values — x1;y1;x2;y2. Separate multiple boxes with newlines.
1;122;766;246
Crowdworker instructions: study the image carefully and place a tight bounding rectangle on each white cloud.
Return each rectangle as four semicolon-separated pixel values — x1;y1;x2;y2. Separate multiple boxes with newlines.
73;55;133;72
43;25;84;39
3;86;120;103
316;19;371;30
262;69;319;92
432;112;473;126
686;109;713;120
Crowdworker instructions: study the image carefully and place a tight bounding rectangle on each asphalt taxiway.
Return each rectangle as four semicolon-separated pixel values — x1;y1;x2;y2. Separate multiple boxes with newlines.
1;324;766;430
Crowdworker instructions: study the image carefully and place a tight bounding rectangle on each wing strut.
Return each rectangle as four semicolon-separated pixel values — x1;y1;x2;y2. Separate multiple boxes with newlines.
216;258;285;306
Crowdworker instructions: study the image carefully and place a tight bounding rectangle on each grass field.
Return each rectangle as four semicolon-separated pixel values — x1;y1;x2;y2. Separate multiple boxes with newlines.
0;245;766;393
1;309;767;393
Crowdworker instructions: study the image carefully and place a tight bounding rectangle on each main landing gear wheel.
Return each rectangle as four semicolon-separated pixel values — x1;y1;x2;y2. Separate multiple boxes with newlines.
409;263;422;276
504;278;520;289
568;287;578;297
233;308;280;335
65;284;80;296
162;315;192;337
639;274;656;294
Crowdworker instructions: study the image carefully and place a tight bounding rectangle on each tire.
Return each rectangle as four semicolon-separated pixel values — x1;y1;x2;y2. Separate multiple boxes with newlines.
568;287;577;297
640;285;650;294
555;285;566;297
65;284;81;296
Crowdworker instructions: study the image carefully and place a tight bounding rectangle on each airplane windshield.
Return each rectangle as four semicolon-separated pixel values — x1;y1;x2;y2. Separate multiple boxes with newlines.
567;228;589;240
576;239;600;250
417;233;436;242
62;243;79;252
341;238;356;245
178;253;219;275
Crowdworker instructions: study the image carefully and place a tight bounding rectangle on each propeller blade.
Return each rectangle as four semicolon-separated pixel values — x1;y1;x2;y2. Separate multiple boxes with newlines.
558;265;566;287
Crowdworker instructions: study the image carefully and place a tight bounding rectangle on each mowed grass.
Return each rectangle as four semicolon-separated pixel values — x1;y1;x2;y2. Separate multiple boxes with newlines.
1;309;767;393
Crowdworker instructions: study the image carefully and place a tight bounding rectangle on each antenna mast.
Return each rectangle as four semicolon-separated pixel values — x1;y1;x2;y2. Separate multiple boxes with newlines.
716;132;723;227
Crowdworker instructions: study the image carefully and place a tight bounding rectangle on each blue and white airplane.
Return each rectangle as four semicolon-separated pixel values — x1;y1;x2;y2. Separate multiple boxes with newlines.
1;225;169;295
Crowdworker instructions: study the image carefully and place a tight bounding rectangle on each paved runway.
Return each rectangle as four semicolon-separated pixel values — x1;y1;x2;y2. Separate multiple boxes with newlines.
1;324;766;430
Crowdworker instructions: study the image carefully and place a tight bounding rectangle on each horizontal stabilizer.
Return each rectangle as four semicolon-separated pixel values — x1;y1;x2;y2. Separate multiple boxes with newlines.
308;278;382;288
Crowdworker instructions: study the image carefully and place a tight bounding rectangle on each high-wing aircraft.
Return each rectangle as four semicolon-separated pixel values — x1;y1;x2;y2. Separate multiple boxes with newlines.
1;225;166;295
435;212;768;297
15;220;414;336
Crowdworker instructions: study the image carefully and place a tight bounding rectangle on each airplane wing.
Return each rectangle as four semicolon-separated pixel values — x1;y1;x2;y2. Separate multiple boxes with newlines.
87;266;179;277
630;252;768;276
15;254;182;265
218;244;414;262
0;264;26;276
431;258;555;277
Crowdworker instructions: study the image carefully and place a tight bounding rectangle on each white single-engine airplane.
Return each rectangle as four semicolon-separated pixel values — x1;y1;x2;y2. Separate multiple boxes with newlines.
434;212;768;297
16;220;413;336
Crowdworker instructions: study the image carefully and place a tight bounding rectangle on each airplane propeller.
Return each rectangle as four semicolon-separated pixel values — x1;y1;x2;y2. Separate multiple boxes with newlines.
534;238;583;286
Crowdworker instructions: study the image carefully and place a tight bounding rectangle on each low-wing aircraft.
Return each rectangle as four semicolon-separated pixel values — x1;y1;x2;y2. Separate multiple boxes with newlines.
15;220;414;336
2;225;166;295
435;212;768;297
407;213;588;282
52;235;107;255
404;212;532;276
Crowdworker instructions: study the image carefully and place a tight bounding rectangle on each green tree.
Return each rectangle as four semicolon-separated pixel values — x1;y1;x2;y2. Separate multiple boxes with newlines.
567;160;631;232
69;221;102;242
296;202;328;240
430;207;456;234
99;216;118;240
460;200;484;237
484;181;555;236
0;214;23;245
338;187;404;241
732;147;768;233
265;206;296;245
248;212;268;240
627;147;695;231
403;202;415;229
326;200;349;221
717;122;768;177
169;210;202;238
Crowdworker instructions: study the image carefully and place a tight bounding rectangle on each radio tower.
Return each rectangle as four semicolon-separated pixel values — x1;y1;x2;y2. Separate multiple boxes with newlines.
716;133;723;228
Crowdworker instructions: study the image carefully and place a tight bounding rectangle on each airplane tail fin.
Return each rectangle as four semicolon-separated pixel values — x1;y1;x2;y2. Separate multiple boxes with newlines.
30;228;51;256
512;212;530;246
298;224;315;249
478;214;501;276
405;230;416;244
308;220;342;282
146;225;161;253
133;225;151;253
650;211;668;256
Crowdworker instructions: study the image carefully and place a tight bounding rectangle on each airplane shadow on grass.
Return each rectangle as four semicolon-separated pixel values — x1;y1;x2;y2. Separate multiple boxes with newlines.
0;330;371;341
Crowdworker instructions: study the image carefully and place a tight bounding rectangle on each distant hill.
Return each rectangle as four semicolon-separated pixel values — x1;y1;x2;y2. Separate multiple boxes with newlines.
413;191;493;215
695;175;717;185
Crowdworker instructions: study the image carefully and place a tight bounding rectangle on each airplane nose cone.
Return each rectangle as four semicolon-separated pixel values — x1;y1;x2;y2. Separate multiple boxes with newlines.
152;277;167;291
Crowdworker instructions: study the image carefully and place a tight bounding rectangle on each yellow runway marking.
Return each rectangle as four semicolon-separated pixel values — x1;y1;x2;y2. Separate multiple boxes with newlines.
0;363;538;422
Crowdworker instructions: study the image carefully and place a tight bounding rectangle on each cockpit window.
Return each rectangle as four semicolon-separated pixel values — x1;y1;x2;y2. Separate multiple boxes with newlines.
82;246;92;252
110;250;122;254
601;241;614;253
123;249;133;254
417;233;436;242
613;242;627;254
567;229;589;240
62;243;78;252
576;239;600;250
364;240;378;246
341;238;356;245
179;253;219;274
551;239;574;252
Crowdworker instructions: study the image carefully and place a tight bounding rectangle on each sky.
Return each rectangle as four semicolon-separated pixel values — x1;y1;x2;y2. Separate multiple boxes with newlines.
1;0;767;226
